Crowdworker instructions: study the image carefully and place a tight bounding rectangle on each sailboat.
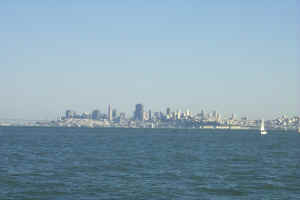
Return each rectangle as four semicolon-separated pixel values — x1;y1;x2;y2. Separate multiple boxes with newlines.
260;119;268;135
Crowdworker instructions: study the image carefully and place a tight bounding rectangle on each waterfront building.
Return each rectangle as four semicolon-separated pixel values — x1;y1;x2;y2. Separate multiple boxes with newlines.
81;112;90;119
241;116;248;121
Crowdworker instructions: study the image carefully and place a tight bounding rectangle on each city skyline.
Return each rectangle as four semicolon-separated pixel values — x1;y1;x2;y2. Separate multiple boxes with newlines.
1;1;299;120
0;101;298;121
9;103;297;130
59;103;298;121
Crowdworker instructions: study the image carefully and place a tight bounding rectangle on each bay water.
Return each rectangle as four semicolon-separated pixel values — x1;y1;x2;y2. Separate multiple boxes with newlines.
1;127;299;200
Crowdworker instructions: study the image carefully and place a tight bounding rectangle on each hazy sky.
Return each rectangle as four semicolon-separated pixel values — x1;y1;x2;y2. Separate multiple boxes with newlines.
1;1;299;120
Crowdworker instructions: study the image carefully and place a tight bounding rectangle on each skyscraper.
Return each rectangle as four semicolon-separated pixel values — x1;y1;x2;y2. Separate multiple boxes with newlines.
91;109;101;120
65;110;75;119
216;113;221;122
186;109;191;117
148;110;152;121
177;110;181;120
108;104;112;121
134;104;144;121
166;107;170;115
213;110;217;118
231;113;236;120
200;110;205;119
120;112;126;120
112;109;117;120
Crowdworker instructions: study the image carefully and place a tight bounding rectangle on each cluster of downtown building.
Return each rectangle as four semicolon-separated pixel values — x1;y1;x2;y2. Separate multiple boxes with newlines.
60;104;227;128
48;104;300;130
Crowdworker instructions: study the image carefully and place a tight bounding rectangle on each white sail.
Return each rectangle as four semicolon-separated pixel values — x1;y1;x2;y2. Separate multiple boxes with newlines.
260;119;267;135
260;119;265;131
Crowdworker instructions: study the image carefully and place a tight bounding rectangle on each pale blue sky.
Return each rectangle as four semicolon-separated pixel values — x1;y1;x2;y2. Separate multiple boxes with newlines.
0;1;299;120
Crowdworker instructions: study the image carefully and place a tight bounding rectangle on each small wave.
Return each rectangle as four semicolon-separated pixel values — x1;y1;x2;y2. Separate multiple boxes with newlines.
200;186;247;196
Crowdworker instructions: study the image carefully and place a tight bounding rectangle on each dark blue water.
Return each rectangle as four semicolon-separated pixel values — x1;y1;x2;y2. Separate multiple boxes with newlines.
1;127;300;200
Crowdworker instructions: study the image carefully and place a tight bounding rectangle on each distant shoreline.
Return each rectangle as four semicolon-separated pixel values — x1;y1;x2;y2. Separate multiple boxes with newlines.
0;125;298;133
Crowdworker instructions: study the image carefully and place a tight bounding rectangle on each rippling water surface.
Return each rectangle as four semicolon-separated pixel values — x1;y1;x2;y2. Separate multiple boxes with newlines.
1;127;300;200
